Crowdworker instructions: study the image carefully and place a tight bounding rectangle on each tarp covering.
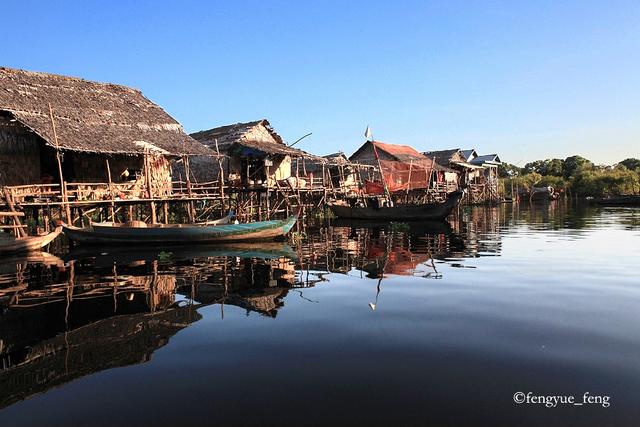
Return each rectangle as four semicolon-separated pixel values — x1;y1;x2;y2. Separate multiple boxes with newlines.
365;159;434;194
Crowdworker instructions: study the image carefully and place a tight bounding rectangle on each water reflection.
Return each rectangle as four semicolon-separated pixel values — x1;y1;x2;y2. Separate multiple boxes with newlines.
0;201;639;425
0;246;304;409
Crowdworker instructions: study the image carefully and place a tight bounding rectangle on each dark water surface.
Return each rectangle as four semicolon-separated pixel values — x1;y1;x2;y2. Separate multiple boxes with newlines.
1;202;639;426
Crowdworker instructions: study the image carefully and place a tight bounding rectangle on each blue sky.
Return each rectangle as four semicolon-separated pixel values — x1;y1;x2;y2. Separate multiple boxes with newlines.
1;0;638;165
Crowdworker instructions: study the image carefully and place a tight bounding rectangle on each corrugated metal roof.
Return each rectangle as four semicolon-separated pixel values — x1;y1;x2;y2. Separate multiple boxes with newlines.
470;154;501;166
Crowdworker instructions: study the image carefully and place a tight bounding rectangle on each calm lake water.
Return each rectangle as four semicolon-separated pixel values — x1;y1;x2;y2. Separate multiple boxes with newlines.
1;202;639;427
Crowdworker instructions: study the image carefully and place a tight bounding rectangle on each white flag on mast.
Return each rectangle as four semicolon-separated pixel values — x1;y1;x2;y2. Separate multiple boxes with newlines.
364;125;373;141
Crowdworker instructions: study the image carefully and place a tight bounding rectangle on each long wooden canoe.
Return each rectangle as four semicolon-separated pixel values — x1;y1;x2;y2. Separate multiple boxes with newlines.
591;195;640;207
329;190;464;221
0;227;62;256
62;215;299;245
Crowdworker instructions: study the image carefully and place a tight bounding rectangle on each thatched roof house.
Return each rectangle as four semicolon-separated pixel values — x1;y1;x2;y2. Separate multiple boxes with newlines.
190;119;320;187
323;151;351;165
191;119;316;158
0;66;211;187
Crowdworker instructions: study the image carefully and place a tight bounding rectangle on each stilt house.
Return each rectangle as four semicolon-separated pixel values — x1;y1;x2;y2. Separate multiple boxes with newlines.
0;67;212;202
423;148;482;188
190;119;320;189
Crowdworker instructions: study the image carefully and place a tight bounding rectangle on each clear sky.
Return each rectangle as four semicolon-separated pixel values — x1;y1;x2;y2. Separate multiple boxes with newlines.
1;0;638;165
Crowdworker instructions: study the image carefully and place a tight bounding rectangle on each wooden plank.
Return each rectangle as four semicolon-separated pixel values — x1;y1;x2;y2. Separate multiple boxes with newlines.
0;212;25;217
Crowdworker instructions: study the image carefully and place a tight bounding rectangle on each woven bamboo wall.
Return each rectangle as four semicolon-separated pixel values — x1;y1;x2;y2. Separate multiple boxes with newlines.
0;117;41;185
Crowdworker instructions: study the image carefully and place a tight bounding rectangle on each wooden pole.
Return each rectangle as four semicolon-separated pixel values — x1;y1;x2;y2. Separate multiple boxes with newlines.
143;151;157;224
48;103;71;223
265;163;270;219
184;156;195;223
215;140;226;213
371;142;391;206
105;159;116;223
405;159;413;201
163;201;169;224
2;188;26;237
427;156;436;201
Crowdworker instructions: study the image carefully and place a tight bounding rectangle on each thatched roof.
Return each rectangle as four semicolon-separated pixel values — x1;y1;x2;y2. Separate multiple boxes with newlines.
0;66;212;156
323;152;351;165
191;119;321;159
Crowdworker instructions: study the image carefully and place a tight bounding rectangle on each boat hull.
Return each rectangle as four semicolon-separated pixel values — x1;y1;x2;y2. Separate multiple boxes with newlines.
591;195;640;207
62;216;298;245
329;190;464;221
0;227;62;256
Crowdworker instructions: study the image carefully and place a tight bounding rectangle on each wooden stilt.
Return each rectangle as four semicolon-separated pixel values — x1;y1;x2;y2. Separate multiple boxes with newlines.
105;159;116;223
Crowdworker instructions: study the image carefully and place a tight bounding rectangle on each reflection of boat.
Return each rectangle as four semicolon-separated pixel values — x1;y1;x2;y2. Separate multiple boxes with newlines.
62;215;299;245
0;227;62;256
66;242;298;265
0;252;64;270
329;190;464;220
332;218;453;235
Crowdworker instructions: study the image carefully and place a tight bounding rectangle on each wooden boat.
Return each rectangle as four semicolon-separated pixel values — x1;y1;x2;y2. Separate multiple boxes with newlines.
62;214;299;245
591;195;640;207
0;227;62;256
329;190;464;220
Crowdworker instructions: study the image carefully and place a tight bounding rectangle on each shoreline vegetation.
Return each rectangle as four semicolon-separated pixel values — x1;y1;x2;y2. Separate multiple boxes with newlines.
499;156;640;198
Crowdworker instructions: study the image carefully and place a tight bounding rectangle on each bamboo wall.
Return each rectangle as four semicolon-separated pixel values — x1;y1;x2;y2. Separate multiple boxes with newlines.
0;116;41;185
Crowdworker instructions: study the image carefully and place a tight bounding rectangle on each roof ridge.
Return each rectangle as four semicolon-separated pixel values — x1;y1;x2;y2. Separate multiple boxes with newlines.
0;66;141;94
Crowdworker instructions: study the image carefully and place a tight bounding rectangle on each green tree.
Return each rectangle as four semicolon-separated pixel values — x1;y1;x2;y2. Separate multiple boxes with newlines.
571;168;640;197
523;160;546;174
498;162;522;178
545;158;564;176
523;158;564;176
538;175;566;189
618;158;640;172
563;155;593;179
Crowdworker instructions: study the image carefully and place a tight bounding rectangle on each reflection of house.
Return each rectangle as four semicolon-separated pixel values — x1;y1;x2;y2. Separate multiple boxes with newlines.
181;256;296;317
363;245;432;278
0;306;200;410
190;119;318;188
0;66;211;199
